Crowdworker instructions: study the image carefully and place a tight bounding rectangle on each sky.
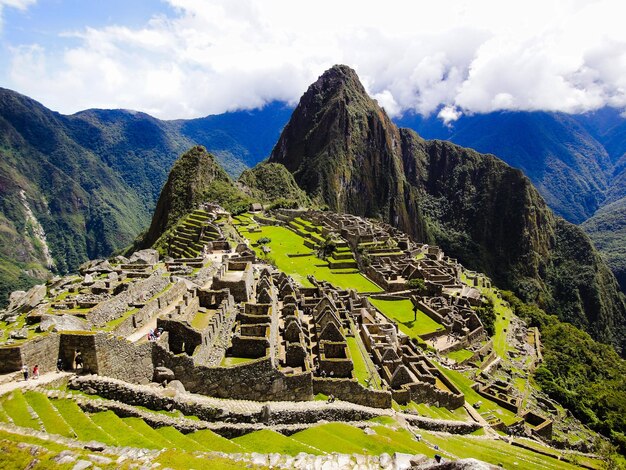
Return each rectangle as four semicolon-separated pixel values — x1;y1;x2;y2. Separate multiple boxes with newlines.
0;0;625;122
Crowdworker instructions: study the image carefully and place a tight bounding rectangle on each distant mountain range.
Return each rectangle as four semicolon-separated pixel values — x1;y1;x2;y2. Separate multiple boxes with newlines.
0;81;624;306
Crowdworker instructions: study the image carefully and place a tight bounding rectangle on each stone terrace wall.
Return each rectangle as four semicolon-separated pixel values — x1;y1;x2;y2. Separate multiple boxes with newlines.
0;334;61;373
69;375;223;422
154;345;313;401
94;334;154;384
312;377;391;409
89;270;168;326
0;346;22;373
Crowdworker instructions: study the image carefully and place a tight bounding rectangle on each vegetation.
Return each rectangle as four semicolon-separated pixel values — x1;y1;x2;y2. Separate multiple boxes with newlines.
474;296;496;336
502;290;626;453
241;225;381;292
369;298;443;336
238;162;310;208
582;196;626;293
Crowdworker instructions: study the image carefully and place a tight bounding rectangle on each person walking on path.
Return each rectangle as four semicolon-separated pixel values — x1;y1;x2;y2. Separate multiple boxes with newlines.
32;365;39;379
21;365;28;381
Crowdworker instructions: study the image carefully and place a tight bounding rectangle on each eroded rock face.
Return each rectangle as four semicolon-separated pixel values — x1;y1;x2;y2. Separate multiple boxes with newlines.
129;249;159;265
6;284;46;313
39;314;89;333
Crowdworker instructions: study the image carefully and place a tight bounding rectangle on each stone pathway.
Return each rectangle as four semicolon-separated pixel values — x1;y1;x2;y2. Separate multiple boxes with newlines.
0;371;71;396
126;296;182;342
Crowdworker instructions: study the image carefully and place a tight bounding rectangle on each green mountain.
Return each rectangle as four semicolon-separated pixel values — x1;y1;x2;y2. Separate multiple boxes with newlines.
238;162;310;208
0;89;149;304
141;146;234;248
268;64;626;352
0;89;289;307
582;197;626;292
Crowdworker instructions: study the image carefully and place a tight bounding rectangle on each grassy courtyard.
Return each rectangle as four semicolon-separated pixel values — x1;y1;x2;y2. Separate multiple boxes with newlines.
368;298;444;337
240;225;382;292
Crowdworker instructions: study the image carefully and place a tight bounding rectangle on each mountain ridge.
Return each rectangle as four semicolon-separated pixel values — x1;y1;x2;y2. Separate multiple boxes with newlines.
268;64;626;352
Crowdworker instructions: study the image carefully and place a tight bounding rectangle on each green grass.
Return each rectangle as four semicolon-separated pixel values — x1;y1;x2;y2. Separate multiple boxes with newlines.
123;417;175;448
240;225;382;292
90;411;159;449
1;391;40;430
220;356;255;366
232;429;322;455
23;391;73;437
156;449;251;470
346;336;371;386
422;432;586;470
408;402;470;421
190;311;212;330
369;298;443;337
446;349;475;363
432;362;518;426
188;429;244;453
291;422;435;456
156;426;208;451
493;298;513;358
51;399;117;444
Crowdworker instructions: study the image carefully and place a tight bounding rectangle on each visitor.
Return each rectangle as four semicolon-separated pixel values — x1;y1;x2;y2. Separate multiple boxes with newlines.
32;364;39;379
75;352;83;370
56;358;64;372
21;365;29;381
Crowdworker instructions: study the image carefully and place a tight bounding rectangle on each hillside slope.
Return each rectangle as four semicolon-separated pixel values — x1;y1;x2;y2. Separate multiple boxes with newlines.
269;65;626;351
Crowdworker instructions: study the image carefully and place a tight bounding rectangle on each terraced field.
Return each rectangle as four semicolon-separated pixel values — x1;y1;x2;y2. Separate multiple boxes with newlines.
0;388;603;469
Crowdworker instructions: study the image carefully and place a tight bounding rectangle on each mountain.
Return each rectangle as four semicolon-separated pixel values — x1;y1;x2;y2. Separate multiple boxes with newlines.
141;146;234;248
582;197;626;292
396;111;613;224
0;88;289;307
269;64;626;352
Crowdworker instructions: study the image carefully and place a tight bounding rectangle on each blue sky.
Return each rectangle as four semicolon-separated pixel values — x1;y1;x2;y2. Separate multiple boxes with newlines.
0;0;624;120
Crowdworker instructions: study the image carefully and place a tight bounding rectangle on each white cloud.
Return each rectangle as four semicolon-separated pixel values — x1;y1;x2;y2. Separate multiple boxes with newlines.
5;0;626;120
438;105;462;126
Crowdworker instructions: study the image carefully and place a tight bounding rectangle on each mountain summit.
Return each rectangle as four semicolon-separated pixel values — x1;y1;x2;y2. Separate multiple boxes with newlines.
270;65;626;351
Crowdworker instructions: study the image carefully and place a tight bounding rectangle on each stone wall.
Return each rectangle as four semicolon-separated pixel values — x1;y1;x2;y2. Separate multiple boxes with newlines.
0;334;62;373
89;271;168;326
0;345;22;373
59;333;98;373
312;377;391;409
154;346;313;402
94;334;154;384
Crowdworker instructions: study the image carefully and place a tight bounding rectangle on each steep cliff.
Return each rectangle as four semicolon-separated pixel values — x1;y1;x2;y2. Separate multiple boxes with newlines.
269;65;626;351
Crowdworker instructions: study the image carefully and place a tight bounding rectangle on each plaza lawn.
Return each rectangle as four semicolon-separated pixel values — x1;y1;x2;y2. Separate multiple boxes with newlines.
241;225;381;293
369;298;443;337
446;348;475;363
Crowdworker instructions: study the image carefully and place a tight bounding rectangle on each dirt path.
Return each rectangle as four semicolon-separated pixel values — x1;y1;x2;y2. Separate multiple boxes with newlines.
0;371;71;396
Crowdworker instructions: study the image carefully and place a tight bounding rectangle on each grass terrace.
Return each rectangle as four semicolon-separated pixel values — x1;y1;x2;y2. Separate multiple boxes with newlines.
369;298;444;337
240;225;381;292
432;362;519;426
446;348;475;363
421;432;592;470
